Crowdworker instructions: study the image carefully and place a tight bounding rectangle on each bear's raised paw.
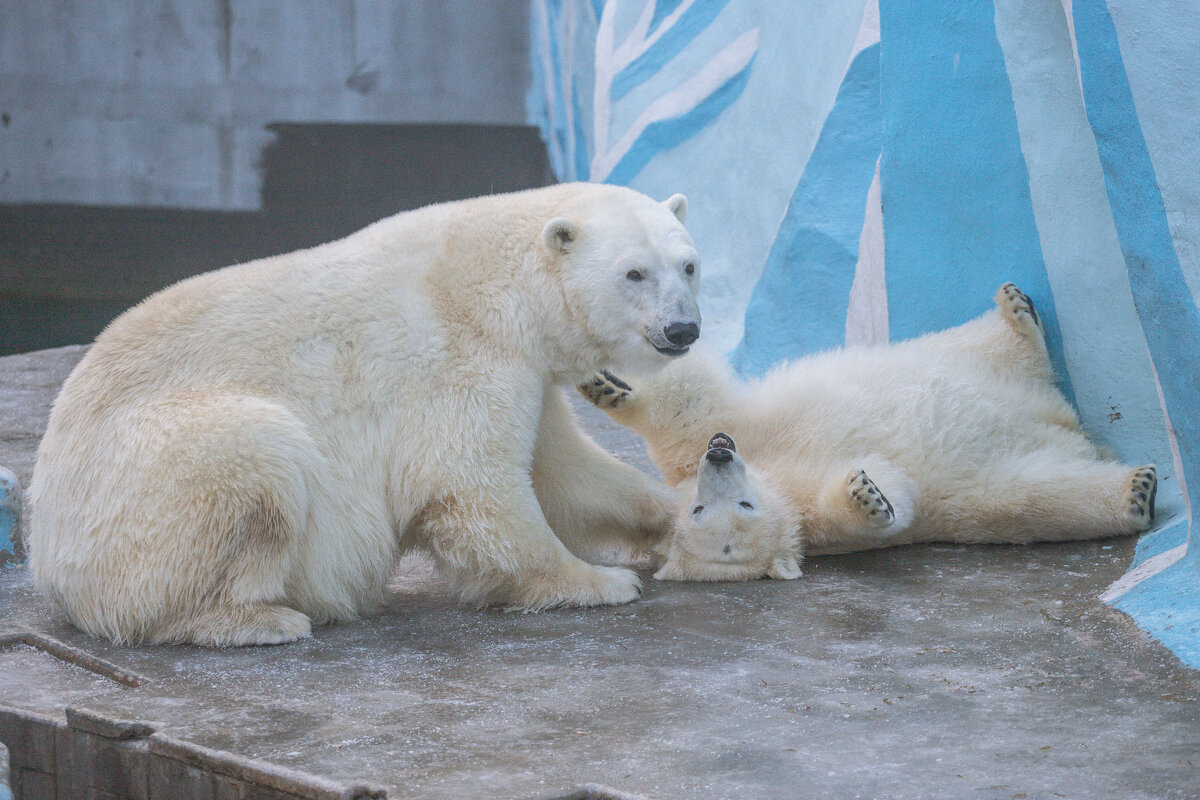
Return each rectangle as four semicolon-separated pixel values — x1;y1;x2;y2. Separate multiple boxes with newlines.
578;369;633;410
996;282;1044;341
846;468;895;529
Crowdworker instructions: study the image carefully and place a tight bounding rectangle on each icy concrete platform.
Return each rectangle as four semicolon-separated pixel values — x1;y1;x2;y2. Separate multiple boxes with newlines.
1;347;1198;799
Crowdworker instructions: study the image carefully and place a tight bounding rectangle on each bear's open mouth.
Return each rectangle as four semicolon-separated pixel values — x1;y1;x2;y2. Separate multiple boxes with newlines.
707;433;736;451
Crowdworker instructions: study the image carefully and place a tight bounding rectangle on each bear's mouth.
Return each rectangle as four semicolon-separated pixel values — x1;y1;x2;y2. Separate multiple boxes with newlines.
708;433;736;451
706;432;736;462
653;342;690;357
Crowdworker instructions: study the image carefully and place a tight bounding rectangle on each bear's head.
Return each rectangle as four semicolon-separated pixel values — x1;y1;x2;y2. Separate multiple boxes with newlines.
542;185;702;377
654;433;803;582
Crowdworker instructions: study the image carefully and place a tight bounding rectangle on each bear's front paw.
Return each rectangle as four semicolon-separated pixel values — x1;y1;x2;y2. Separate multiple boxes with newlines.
509;563;643;611
578;370;633;410
846;468;895;530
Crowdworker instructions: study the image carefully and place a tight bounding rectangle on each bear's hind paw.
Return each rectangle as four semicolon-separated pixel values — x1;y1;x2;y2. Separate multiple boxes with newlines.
996;282;1044;340
846;468;895;530
578;369;633;410
1123;465;1157;532
172;603;313;647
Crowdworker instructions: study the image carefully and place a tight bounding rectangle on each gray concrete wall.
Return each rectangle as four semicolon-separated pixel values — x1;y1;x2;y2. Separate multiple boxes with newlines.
0;0;531;210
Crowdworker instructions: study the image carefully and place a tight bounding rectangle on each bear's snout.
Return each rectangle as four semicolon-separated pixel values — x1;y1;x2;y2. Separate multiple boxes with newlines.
664;321;700;347
705;447;734;463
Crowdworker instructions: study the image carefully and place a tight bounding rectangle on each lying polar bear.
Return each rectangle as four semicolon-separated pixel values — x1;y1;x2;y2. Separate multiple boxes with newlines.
581;284;1157;581
29;183;700;645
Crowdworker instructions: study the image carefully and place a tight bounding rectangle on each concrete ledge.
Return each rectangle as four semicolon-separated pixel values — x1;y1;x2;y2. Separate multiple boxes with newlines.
0;703;388;800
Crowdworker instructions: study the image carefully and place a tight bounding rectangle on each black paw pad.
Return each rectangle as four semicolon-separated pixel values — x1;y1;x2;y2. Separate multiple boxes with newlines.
1128;466;1158;525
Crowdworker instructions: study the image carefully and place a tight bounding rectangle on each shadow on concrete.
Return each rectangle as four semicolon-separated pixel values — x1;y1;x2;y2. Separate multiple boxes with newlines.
0;123;555;356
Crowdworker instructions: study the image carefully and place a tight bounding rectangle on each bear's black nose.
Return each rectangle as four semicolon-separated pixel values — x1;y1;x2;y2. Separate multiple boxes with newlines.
706;448;734;463
664;321;700;347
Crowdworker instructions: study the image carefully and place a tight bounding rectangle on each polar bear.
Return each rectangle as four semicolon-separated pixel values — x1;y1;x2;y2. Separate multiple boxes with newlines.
581;283;1157;581
28;183;700;645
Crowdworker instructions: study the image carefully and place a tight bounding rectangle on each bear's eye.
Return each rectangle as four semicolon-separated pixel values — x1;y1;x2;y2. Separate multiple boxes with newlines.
683;262;695;276
739;501;754;509
692;505;704;515
626;269;645;282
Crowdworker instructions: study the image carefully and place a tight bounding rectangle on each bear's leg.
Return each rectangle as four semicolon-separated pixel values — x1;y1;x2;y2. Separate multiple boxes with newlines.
978;282;1056;381
148;495;315;646
533;388;677;559
421;477;643;610
922;457;1156;544
89;394;319;646
910;283;1055;384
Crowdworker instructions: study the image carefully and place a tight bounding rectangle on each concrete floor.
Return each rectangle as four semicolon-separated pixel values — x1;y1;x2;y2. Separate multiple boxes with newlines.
1;346;1199;799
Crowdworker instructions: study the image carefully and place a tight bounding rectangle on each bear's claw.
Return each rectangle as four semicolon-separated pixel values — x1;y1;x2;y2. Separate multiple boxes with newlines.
579;371;632;409
847;468;895;529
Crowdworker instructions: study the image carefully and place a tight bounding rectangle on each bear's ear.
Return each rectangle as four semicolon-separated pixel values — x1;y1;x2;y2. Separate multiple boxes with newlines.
542;217;579;253
663;193;688;224
767;553;802;580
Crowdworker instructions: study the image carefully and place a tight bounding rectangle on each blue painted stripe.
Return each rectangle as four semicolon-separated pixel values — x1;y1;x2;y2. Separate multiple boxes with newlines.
650;0;688;32
730;44;882;376
0;468;18;558
612;0;731;101
1074;0;1200;571
877;0;1073;401
528;1;567;178
1113;557;1200;669
605;52;755;186
1131;516;1189;569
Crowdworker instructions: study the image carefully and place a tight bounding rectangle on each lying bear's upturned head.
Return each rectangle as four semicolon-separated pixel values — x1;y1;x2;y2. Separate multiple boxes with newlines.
654;433;802;582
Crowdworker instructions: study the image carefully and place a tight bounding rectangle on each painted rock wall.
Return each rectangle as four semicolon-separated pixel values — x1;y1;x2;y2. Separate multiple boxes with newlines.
530;0;1200;667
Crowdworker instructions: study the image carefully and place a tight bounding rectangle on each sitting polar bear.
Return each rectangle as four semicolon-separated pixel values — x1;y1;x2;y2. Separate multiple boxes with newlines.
581;284;1157;581
29;183;700;645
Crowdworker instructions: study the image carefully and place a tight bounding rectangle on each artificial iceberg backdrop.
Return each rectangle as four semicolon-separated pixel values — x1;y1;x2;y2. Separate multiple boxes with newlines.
529;0;1200;667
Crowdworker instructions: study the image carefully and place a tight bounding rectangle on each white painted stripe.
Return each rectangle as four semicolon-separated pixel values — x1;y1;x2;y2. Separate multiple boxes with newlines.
591;0;702;180
845;0;880;76
592;27;760;180
994;0;1178;488
1099;542;1187;603
1059;0;1084;96
845;157;887;347
532;1;564;171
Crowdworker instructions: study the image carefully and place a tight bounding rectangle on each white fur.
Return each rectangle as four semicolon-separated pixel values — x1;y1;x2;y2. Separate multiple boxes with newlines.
28;183;700;645
583;284;1157;580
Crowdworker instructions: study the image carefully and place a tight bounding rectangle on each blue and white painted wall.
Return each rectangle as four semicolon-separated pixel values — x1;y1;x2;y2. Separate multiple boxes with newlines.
530;0;1200;668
